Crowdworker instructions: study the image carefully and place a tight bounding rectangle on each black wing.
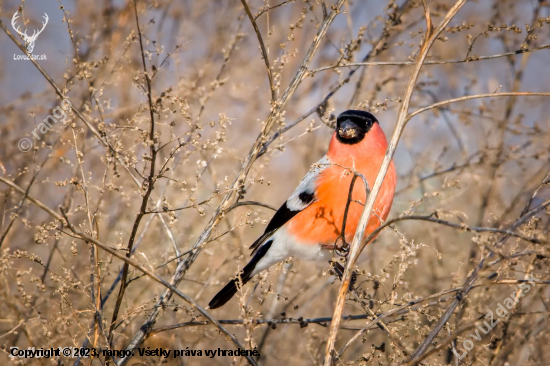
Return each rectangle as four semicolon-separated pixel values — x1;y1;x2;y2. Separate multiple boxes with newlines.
249;156;329;254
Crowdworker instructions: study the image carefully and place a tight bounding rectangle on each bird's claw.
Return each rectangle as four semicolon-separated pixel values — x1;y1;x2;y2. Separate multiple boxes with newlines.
321;237;350;257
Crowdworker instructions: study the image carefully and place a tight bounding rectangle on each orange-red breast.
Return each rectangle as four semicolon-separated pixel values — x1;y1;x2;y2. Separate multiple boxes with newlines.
209;110;396;309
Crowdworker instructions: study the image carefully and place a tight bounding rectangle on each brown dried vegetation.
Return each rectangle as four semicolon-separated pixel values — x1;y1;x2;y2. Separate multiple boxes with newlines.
0;0;550;365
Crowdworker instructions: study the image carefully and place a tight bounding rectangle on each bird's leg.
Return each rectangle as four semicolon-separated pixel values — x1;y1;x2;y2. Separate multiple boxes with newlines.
328;260;357;292
320;235;350;257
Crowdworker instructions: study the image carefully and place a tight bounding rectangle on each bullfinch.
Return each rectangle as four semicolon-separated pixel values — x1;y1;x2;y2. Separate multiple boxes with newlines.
209;110;396;309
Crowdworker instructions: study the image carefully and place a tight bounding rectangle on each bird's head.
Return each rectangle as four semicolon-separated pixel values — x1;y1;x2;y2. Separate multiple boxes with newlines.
335;110;378;144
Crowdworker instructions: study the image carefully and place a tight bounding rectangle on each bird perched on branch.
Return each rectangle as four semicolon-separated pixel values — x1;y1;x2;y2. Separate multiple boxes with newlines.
209;110;396;309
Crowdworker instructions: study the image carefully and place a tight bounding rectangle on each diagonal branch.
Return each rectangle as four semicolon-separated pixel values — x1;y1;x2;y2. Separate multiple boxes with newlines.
0;175;258;366
407;92;550;121
259;0;411;156
107;0;159;346
406;195;550;363
242;0;276;101
310;43;550;72
323;1;469;364
117;2;347;364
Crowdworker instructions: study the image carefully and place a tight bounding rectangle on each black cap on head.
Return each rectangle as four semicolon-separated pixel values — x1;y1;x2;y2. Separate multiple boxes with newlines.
335;110;378;144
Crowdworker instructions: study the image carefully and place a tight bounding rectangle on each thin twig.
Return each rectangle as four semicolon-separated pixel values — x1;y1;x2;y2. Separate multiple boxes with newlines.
309;44;550;73
0;174;257;365
253;0;295;21
323;2;468;364
407;92;550;121
225;200;277;213
407;196;550;362
259;0;411;156
108;1;159;346
118;3;347;363
242;0;276;101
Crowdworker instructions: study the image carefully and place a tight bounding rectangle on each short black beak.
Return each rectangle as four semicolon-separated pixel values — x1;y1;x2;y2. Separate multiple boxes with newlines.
338;120;358;139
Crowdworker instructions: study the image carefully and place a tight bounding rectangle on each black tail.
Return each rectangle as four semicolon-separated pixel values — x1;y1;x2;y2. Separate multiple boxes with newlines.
208;277;247;309
209;240;272;309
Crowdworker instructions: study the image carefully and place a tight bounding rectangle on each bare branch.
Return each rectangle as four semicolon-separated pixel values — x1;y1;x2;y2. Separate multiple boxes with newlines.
0;175;257;365
309;44;550;73
242;0;276;101
323;2;468;364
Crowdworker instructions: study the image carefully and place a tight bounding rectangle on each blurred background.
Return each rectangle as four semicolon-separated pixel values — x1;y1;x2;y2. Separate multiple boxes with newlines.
1;0;550;365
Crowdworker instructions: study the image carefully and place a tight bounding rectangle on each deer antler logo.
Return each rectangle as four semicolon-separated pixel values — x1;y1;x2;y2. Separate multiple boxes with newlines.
11;11;48;53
